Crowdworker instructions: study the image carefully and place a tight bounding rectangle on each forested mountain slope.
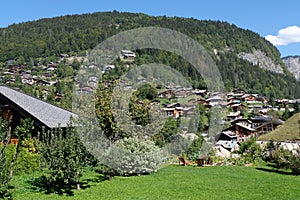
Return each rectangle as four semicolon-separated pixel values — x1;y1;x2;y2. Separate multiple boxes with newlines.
0;11;299;98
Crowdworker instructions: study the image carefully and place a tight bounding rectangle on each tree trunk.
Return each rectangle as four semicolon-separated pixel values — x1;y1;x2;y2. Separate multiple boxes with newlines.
76;182;81;190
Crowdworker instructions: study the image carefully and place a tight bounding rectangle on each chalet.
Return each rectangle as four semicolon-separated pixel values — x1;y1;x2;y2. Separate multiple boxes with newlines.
43;73;53;78
121;50;136;61
192;89;208;97
228;103;244;112
6;59;16;65
0;86;77;143
242;94;258;102
158;90;174;99
251;116;284;136
182;106;195;117
226;119;255;141
206;96;225;106
87;76;99;88
174;90;192;98
3;70;15;76
162;103;183;118
6;78;16;84
227;111;242;121
215;131;239;152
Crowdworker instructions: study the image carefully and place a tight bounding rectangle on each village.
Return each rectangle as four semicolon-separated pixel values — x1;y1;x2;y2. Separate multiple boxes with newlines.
1;50;300;160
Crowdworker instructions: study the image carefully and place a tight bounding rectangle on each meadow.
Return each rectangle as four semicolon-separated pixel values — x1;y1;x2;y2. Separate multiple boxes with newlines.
12;165;300;200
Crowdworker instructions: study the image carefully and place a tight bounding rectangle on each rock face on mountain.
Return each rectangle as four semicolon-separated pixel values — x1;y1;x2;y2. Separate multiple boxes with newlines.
282;56;300;81
238;49;284;74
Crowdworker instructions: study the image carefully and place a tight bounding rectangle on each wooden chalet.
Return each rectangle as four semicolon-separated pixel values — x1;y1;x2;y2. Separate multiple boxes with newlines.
251;116;284;137
0;86;77;144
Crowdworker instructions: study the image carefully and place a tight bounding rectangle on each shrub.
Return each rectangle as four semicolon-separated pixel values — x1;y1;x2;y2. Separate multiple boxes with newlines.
103;136;163;176
238;138;262;165
262;141;300;174
187;137;204;162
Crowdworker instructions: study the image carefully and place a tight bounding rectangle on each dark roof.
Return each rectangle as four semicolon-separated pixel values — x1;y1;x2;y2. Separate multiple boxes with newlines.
251;116;271;122
0;86;77;128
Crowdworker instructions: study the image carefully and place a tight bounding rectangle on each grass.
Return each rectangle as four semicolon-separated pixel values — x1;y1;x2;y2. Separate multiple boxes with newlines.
11;165;300;200
259;113;300;141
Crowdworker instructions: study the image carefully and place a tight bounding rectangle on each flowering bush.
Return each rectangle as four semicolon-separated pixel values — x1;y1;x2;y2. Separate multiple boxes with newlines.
104;136;163;175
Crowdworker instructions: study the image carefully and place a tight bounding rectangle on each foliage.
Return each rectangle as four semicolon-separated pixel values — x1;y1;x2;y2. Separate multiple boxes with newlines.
196;104;209;133
281;107;292;121
0;118;12;199
95;81;126;141
9;119;34;178
128;94;151;126
151;117;180;147
135;84;158;101
236;138;262;165
13;139;40;175
103;136;163;176
262;141;300;175
187;137;204;161
39;126;89;191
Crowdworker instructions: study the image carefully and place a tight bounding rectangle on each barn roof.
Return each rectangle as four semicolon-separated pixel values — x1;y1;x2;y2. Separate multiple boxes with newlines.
0;85;77;128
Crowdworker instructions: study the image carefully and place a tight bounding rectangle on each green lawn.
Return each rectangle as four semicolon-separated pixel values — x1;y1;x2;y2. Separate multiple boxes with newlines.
12;165;300;200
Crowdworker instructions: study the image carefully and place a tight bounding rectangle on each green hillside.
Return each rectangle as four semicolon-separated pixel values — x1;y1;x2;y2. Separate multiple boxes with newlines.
0;11;300;98
259;113;300;141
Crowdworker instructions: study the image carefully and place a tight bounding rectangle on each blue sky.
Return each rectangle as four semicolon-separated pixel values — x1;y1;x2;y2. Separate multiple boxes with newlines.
1;0;300;57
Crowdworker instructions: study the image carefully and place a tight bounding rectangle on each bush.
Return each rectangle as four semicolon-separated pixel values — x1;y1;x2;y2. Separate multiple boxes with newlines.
103;136;163;176
187;137;204;162
238;138;262;165
289;153;300;175
15;139;40;175
262;141;300;174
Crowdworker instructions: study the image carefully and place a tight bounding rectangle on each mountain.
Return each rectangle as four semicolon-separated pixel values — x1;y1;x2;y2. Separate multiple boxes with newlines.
282;56;300;81
259;113;300;142
0;11;300;98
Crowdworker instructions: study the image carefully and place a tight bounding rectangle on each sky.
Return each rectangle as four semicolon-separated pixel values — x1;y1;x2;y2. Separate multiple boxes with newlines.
1;0;300;57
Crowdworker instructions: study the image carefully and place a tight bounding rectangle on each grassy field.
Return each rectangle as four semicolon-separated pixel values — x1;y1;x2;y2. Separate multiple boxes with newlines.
11;165;300;200
259;113;300;141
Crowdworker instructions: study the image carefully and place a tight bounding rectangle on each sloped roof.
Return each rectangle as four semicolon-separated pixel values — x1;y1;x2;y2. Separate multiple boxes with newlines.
0;86;77;128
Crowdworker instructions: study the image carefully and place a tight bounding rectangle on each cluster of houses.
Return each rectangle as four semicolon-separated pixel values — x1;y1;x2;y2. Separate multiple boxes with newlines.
0;60;62;102
156;86;300;157
1;60;59;86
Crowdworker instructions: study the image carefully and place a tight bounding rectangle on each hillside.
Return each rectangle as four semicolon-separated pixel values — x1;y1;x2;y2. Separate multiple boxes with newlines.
259;113;300;141
282;56;300;81
0;11;300;98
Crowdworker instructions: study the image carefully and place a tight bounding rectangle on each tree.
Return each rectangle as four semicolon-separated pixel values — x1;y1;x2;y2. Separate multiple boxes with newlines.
187;136;204;161
136;84;158;101
151;117;180;147
39;126;90;191
129;94;151;126
9;118;34;178
0;118;11;199
95;81;126;141
293;102;300;114
281;107;291;121
196;104;209;133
